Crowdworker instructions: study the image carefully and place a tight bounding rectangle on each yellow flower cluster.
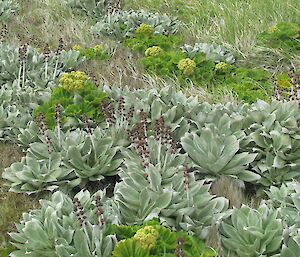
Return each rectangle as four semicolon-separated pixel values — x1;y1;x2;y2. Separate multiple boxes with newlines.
276;75;291;90
268;25;278;34
178;58;196;75
60;71;89;93
145;46;164;57
133;226;159;251
94;45;103;52
73;45;81;51
215;62;228;71
136;23;154;35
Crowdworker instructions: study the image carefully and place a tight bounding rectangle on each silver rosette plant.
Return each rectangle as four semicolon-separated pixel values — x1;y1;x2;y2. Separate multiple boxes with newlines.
9;190;116;257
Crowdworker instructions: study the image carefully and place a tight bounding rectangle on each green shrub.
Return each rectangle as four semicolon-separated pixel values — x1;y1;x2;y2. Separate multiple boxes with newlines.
108;221;218;256
73;44;111;61
35;71;108;129
126;32;182;53
260;22;300;54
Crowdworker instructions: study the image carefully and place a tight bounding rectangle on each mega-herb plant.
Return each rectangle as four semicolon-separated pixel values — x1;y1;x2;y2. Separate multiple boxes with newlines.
113;127;228;238
182;124;259;182
245;100;300;187
220;204;283;257
92;10;180;40
3;127;123;193
9;190;116;257
35;71;108;129
108;221;217;256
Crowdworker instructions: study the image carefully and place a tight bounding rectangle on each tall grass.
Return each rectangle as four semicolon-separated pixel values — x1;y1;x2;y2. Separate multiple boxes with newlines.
126;0;300;55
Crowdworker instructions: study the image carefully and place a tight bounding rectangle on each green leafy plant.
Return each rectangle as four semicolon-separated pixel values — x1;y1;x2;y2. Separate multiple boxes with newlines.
73;44;111;61
125;29;182;52
220;203;283;257
259;22;300;54
108;222;217;256
9;190;116;257
35;71;108;129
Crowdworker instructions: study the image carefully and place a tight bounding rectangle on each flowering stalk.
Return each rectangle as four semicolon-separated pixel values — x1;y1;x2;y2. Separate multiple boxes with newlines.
53;38;63;80
43;44;51;79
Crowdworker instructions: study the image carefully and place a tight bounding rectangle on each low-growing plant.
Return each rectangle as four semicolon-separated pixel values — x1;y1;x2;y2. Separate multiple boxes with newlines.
220;203;283;257
245;100;300;188
113;132;228;238
181;42;235;64
3;127;123;193
125;27;182;52
259;22;300;54
35;71;108;129
265;182;300;227
9;190;116;257
92;9;180;40
108;221;218;256
182;126;259;182
73;44;111;60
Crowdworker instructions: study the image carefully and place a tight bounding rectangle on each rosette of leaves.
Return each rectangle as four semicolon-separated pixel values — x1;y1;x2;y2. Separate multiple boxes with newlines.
105;86;192;141
9;190;116;257
0;104;33;143
114;137;228;238
220;203;283;257
0;43;83;85
66;0;111;18
2;152;78;193
246;100;300;187
265;182;300;227
0;0;19;22
280;227;300;257
108;222;217;256
92;10;180;40
181;125;259;182
259;22;300;54
181;42;235;64
64;127;123;182
35;76;108;129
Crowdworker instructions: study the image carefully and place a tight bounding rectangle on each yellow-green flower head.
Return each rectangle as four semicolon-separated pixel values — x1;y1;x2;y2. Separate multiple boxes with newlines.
94;45;102;52
145;46;164;57
276;74;291;90
215;62;228;71
268;25;278;34
60;71;89;93
178;58;196;76
136;23;154;35
73;45;81;51
133;226;159;251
